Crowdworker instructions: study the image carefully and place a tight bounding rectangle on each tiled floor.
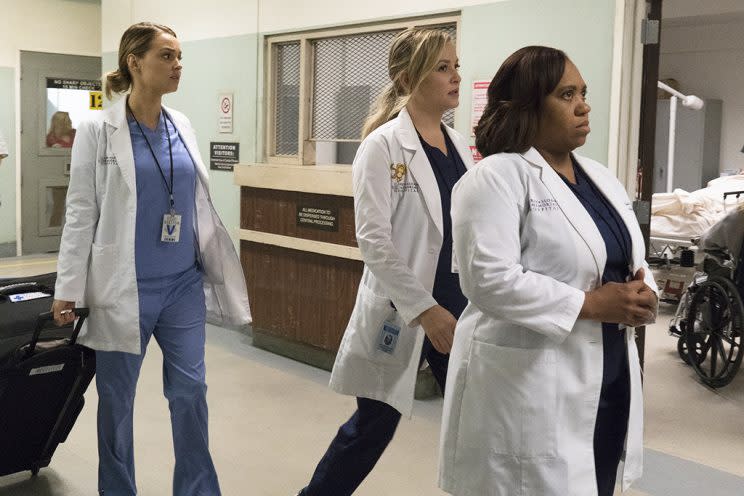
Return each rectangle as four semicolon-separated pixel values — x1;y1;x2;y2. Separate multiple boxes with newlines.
0;255;742;495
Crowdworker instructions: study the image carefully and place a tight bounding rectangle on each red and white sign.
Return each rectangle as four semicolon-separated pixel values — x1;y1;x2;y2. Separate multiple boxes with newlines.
469;146;483;163
470;80;490;137
218;93;233;134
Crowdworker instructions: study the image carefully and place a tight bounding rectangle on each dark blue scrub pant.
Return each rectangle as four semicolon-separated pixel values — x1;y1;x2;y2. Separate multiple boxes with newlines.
299;337;448;496
594;326;631;496
95;266;221;496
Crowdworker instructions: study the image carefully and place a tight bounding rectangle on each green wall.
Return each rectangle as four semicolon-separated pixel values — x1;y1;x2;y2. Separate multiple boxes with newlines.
456;0;615;164
96;0;617;252
103;32;259;245
0;67;16;245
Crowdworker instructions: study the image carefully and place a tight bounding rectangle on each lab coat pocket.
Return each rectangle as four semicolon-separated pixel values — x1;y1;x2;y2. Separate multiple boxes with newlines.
200;232;226;285
460;340;557;458
352;285;415;368
87;243;119;309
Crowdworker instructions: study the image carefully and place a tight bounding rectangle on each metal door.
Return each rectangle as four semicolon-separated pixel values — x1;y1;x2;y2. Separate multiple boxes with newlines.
20;51;101;254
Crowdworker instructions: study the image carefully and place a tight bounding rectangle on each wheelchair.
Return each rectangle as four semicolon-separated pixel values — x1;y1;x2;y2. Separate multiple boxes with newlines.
669;242;744;388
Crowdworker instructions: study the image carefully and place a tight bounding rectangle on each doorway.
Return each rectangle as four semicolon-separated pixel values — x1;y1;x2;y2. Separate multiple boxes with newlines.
20;51;101;255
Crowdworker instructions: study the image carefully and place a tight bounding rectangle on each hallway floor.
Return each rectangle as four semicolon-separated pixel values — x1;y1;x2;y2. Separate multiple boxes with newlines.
1;255;742;495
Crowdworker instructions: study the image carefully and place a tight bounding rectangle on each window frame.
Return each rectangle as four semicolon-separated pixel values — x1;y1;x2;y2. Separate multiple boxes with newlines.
264;13;461;166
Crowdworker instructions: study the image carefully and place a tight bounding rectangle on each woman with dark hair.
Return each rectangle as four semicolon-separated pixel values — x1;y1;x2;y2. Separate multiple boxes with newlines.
52;22;250;495
438;46;658;496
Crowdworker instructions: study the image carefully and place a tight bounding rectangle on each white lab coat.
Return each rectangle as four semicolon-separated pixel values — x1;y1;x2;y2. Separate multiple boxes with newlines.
55;97;251;354
439;148;658;496
329;108;474;418
700;207;744;262
0;129;8;158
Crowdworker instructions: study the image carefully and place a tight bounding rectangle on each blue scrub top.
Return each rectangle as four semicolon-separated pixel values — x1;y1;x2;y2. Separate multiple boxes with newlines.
129;111;197;280
418;127;468;319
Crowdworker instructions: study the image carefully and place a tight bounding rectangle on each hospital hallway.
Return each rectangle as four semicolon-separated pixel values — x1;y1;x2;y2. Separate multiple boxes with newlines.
1;255;743;496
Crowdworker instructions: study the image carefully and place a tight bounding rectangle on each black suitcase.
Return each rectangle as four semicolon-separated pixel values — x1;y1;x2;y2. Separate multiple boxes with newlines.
0;274;95;477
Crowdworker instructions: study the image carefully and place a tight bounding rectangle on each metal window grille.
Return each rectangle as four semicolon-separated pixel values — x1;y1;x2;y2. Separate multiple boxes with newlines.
311;23;457;143
311;30;401;142
274;42;301;155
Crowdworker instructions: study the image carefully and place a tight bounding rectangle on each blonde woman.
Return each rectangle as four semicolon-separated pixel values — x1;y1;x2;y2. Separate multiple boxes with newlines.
46;111;76;148
297;28;473;496
52;22;250;495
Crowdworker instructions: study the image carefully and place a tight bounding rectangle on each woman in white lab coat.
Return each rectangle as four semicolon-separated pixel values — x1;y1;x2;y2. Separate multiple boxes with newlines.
52;22;250;495
439;46;659;496
297;28;473;496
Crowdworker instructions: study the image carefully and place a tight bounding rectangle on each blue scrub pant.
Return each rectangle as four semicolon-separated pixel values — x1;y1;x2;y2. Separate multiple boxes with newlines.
95;266;221;496
299;336;448;496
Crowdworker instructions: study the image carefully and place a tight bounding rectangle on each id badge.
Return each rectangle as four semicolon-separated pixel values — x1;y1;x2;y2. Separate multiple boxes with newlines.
377;320;400;355
161;213;182;243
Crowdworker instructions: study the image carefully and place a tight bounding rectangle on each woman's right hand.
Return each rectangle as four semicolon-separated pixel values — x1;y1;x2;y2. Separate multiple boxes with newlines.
52;299;76;326
418;305;457;354
580;271;656;327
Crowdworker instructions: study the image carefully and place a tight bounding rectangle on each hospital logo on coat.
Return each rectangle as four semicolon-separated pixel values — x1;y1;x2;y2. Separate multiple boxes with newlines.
391;163;407;182
390;162;420;193
529;198;560;212
99;155;118;167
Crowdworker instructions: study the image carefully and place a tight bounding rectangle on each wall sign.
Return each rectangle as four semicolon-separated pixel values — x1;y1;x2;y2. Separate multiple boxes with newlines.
218;92;233;133
297;205;339;232
210;142;239;171
470;80;490;136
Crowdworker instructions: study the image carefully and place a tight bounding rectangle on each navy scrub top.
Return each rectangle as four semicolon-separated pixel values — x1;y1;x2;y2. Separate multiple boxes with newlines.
560;156;632;376
418;127;468;319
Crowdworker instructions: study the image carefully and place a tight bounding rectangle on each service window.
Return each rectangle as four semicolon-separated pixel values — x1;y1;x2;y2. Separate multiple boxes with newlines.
266;16;458;166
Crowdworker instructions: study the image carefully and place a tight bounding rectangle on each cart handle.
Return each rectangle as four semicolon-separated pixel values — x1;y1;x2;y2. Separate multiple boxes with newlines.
28;308;90;357
0;282;44;296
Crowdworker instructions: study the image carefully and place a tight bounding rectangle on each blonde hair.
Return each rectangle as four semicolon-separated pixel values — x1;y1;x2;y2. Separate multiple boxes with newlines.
361;28;453;138
103;22;177;99
48;111;73;138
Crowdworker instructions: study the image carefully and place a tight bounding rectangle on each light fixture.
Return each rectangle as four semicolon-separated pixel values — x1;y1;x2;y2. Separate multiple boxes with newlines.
657;81;704;192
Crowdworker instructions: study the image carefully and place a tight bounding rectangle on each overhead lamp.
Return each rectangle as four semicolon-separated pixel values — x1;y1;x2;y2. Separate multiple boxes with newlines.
657;80;704;192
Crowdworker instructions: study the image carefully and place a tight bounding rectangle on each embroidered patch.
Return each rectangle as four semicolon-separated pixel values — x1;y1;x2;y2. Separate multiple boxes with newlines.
390;163;407;182
393;182;420;193
99;155;118;166
529;198;560;212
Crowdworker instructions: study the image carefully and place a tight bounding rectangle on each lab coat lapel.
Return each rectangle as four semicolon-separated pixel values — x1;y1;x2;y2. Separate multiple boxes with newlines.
394;109;443;238
521;147;606;279
577;155;645;272
444;125;474;169
163;106;209;188
104;98;136;193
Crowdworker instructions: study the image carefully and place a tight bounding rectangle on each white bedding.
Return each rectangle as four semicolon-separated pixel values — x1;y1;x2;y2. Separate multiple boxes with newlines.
650;175;744;240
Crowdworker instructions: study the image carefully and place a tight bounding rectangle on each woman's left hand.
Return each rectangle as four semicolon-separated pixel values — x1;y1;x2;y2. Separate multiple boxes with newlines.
634;269;658;324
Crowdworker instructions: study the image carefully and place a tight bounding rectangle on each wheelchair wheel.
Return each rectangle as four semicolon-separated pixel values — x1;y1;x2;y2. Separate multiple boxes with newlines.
685;276;744;388
677;328;709;366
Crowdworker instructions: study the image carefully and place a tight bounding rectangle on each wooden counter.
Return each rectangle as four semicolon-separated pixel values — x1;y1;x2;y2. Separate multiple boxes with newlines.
235;163;438;397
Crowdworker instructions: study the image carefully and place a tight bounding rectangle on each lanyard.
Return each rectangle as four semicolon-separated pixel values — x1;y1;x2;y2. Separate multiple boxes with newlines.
126;98;176;213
